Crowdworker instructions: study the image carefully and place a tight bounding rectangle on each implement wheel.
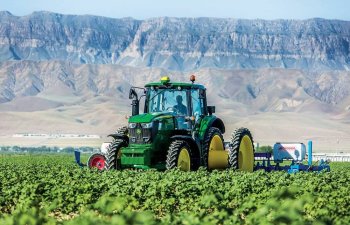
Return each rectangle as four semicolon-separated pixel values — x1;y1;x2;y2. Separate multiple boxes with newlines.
166;140;192;171
203;127;227;169
105;138;127;170
229;127;255;172
88;153;106;170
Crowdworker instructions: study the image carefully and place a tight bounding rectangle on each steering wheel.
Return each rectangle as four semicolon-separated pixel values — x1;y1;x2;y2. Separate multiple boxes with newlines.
166;106;175;112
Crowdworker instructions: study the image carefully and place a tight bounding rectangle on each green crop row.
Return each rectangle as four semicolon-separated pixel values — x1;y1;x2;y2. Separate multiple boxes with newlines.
0;155;349;224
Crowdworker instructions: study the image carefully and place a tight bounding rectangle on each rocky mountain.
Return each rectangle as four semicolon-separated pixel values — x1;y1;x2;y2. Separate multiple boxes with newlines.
1;60;350;109
1;11;350;71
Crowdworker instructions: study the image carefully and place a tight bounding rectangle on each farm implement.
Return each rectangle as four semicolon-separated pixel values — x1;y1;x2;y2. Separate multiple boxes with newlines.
74;75;330;173
255;141;330;173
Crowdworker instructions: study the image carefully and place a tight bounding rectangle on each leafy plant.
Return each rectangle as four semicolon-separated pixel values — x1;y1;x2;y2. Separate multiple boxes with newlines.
0;155;349;224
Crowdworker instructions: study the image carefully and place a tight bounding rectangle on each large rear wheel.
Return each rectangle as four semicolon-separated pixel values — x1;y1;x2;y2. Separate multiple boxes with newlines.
228;127;255;172
105;139;127;170
166;140;193;171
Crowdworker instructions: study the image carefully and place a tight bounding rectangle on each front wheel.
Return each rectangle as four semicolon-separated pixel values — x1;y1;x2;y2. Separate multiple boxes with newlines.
105;139;127;170
116;126;128;136
166;140;193;171
228;127;255;172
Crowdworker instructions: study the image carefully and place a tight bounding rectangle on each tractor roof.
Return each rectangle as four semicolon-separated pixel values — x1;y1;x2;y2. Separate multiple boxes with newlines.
145;76;206;89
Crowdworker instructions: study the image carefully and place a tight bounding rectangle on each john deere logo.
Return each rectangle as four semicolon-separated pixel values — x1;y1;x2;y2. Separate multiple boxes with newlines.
136;129;142;134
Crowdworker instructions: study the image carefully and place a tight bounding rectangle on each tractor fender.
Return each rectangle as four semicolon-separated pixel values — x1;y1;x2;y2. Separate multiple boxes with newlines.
170;135;201;167
208;117;225;134
199;116;226;140
107;133;129;143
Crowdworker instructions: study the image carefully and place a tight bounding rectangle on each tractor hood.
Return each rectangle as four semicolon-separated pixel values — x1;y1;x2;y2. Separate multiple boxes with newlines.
128;112;173;123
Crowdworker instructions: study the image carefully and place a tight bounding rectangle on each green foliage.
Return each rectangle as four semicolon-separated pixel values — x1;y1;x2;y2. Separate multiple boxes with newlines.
0;155;349;224
256;145;273;153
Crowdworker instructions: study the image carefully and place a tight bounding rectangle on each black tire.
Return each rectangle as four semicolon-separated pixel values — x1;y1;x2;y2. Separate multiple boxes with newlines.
105;138;127;170
116;126;128;135
166;140;193;171
202;127;225;169
228;127;255;171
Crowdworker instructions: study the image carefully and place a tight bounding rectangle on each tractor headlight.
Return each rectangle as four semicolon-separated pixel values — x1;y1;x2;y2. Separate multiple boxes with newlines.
128;123;137;129
141;122;153;129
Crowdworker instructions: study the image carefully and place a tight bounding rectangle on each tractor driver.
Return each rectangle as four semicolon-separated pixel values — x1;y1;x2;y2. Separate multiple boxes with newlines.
174;95;187;115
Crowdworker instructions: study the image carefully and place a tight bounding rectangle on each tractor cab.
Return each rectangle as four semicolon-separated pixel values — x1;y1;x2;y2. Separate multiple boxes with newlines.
140;76;208;131
146;83;201;130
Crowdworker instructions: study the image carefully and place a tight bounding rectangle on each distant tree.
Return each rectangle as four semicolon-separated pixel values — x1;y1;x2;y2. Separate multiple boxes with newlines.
80;147;94;153
12;146;21;152
256;145;273;153
0;146;10;152
53;147;60;153
62;147;75;153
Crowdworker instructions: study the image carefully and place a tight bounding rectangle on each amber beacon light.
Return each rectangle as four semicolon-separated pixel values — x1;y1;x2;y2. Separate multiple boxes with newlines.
190;74;196;83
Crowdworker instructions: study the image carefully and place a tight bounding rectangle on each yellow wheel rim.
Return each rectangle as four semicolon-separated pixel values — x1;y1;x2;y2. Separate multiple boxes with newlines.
209;135;224;151
238;135;254;172
177;147;191;171
208;134;228;169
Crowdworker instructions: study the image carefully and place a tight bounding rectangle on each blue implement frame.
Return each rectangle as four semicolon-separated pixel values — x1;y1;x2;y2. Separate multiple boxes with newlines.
254;141;330;173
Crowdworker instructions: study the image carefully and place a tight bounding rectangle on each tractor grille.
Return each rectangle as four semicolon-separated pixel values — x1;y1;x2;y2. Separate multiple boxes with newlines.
129;124;152;144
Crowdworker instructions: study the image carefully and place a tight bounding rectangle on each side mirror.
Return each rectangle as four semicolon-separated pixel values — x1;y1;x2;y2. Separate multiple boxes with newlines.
131;99;139;116
199;89;205;99
207;106;215;115
129;88;138;100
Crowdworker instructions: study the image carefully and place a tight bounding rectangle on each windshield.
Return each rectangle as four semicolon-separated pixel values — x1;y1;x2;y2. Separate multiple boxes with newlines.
148;89;188;115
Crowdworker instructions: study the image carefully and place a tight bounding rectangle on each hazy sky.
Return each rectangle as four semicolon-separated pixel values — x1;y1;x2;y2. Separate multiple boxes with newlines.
0;0;349;20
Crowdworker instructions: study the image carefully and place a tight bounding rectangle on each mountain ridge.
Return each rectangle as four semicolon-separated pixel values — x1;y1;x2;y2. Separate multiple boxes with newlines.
1;11;350;71
2;60;350;111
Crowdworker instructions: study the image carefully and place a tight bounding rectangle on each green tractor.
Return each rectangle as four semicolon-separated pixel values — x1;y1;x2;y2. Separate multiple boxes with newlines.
83;75;255;171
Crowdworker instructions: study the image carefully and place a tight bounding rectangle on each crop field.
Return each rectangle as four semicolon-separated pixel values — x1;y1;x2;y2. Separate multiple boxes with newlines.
0;154;349;225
